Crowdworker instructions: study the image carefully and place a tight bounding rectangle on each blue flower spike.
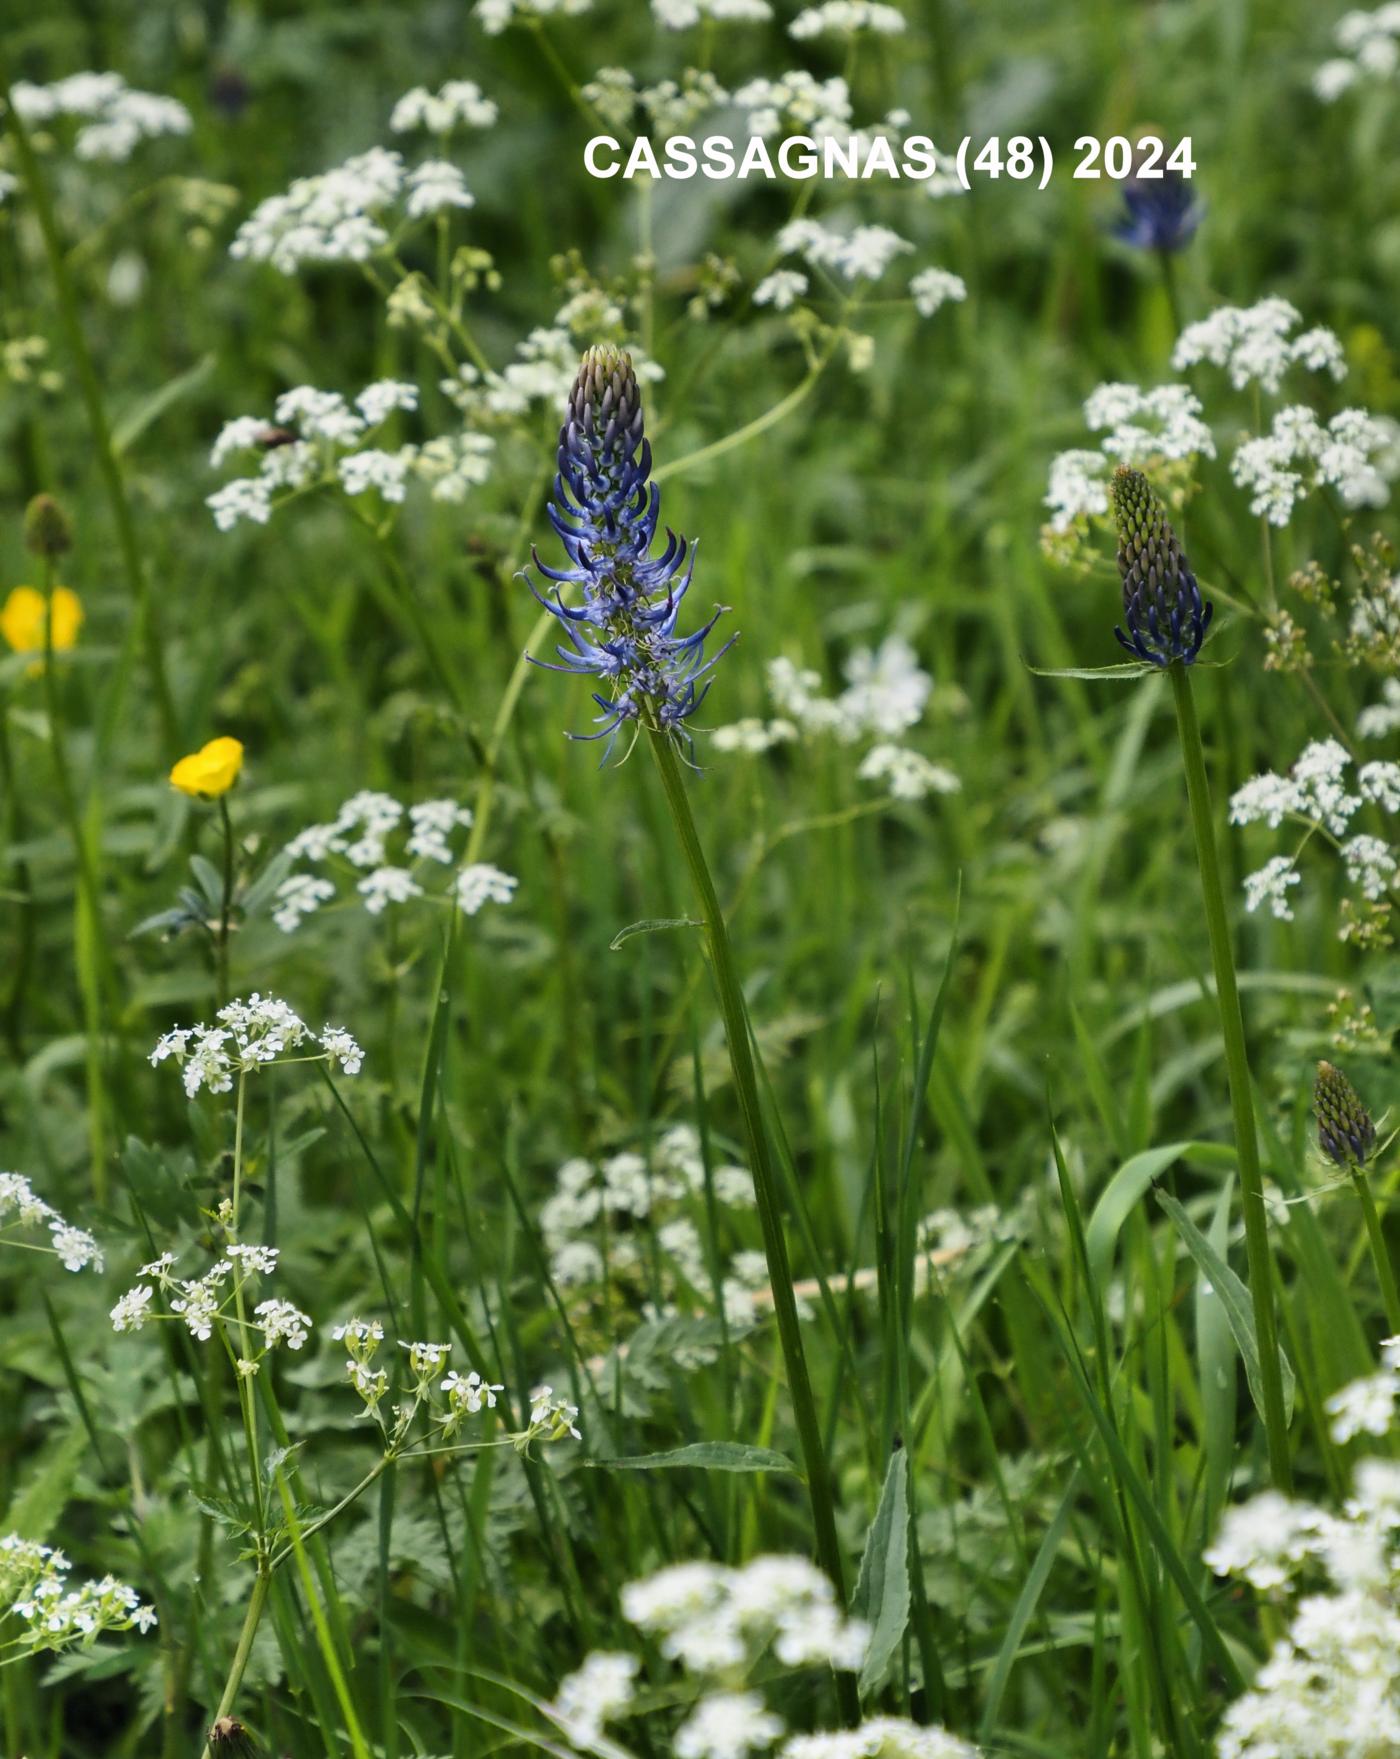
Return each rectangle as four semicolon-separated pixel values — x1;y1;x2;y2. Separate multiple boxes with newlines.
1110;466;1213;668
525;344;735;765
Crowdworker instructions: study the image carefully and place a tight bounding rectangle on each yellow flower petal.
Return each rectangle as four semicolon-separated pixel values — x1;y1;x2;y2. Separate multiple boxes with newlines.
170;736;245;800
1;584;83;656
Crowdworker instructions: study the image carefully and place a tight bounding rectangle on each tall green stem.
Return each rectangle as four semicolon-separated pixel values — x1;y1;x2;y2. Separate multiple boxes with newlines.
1169;664;1291;1490
647;729;860;1725
216;797;235;1008
2;86;179;758
198;1568;270;1759
1352;1168;1400;1335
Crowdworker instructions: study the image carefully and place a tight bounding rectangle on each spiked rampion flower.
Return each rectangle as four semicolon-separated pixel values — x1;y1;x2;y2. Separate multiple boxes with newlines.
1315;1060;1377;1167
525;345;733;762
1110;466;1213;666
1114;174;1202;254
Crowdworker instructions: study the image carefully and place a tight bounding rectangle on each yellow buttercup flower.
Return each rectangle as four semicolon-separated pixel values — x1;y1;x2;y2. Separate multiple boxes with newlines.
170;736;244;800
0;584;84;657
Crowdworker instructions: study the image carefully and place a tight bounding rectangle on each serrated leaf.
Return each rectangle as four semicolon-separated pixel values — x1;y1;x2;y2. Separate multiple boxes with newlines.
609;916;703;951
853;1448;911;1694
1157;1189;1295;1426
4;1425;87;1538
588;1442;798;1474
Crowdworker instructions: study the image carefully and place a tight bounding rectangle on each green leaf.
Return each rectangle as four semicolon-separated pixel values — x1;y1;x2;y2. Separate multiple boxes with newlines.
1157;1188;1295;1426
111;353;215;456
241;846;296;916
1086;1143;1207;1288
3;1425;87;1538
609;916;703;951
189;853;224;909
1026;661;1157;681
853;1448;911;1694
588;1442;798;1474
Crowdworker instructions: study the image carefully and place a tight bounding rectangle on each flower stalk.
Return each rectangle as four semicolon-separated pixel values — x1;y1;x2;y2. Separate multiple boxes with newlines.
1169;661;1292;1489
649;725;859;1724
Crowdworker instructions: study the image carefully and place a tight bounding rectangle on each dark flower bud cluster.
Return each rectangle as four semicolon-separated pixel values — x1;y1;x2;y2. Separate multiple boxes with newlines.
23;493;74;559
1114;174;1202;255
1315;1060;1377;1168
1110;467;1213;667
525;344;733;763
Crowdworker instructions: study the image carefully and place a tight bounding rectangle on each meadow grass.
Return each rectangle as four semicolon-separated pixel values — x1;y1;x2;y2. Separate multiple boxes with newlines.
1;1;1400;1756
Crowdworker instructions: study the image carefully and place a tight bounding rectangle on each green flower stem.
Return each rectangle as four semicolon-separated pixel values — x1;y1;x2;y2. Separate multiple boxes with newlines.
216;796;235;1007
2;85;179;758
1351;1167;1400;1336
1169;663;1292;1491
40;558;111;1198
647;727;861;1726
198;1566;270;1759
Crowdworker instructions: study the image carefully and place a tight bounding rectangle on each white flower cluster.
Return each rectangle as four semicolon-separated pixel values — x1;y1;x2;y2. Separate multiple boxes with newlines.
540;1126;763;1331
1;1536;156;1651
654;0;773;27
582;65;731;135
1230;739;1400;926
111;1243;312;1359
1172;299;1347;395
734;73;853;140
148;994;363;1097
1314;5;1400;101
208;378;497;530
776;217;911;282
551;1556;978;1759
390;80;498;134
8;72;191;162
1044;382;1214;530
789;2;907;38
0;1171;102;1273
475;0;593;31
1207;1348;1400;1758
717;636;958;802
274;790;516;932
1360;678;1400;740
1231;405;1397;525
440;315;662;426
230;142;475;276
623;1556;869;1674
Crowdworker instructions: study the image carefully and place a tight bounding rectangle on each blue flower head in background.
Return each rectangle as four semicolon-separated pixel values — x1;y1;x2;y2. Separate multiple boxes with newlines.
1115;173;1202;254
525;344;734;763
1110;466;1213;667
1315;1061;1377;1168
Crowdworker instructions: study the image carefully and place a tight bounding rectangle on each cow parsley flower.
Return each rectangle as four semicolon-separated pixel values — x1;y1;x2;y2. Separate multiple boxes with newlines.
733;73;851;139
148;995;363;1095
551;1651;640;1747
1342;833;1398;900
676;1691;785;1759
776;218;912;281
1230;405;1397;525
1172;299;1347;394
455;863;519;914
1314;5;1400;100
405;160;474;218
1360;679;1400;739
790;1;906;35
9;73;191;163
1242;856;1302;921
0;1173;103;1273
390;80;499;133
475;0;593;30
654;0;772;24
753;270;809;311
1;1537;156;1652
231;148;405;274
909;267;967;316
858;744;960;802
